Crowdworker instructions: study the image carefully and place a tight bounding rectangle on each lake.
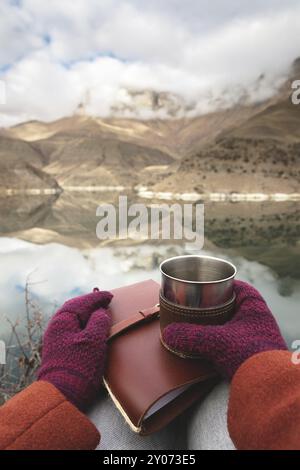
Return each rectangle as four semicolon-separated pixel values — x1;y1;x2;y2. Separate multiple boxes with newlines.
0;193;299;349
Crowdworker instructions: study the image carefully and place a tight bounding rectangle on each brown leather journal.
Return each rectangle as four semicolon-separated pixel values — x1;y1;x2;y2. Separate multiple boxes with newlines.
103;279;218;435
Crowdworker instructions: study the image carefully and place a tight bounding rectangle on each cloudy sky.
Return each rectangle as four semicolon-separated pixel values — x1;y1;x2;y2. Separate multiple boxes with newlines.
0;0;300;126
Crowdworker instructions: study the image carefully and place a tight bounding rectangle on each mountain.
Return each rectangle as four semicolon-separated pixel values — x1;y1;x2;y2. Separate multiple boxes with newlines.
225;100;300;143
1;103;266;190
152;75;300;194
154;134;300;195
110;89;188;118
0;135;60;193
33;130;174;187
4;102;265;158
0;58;299;195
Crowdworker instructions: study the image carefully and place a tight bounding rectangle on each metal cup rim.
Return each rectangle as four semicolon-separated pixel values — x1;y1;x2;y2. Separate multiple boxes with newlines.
159;254;237;285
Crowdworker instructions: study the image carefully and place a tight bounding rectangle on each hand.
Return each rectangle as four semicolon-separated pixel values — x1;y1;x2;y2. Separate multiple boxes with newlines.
37;289;113;410
162;280;287;380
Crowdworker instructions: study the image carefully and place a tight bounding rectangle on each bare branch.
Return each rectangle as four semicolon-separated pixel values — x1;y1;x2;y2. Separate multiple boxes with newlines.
0;280;46;403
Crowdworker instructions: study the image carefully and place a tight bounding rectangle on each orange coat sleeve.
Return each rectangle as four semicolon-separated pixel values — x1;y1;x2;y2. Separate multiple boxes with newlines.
0;381;100;450
228;350;300;450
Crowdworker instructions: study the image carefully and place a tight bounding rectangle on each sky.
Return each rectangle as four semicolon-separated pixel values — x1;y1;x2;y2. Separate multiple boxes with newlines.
0;0;300;126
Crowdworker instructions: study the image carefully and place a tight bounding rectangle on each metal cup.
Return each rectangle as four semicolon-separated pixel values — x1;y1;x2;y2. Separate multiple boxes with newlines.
159;255;237;358
160;255;237;309
160;255;237;359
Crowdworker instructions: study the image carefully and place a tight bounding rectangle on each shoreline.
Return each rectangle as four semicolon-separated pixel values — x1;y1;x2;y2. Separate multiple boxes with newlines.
0;186;299;202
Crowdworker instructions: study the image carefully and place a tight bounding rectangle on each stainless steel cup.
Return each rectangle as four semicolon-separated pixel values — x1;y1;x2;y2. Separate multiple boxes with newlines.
159;255;237;358
160;255;237;308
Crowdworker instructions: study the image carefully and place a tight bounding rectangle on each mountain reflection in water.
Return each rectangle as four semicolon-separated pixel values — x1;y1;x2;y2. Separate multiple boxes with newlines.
0;238;299;349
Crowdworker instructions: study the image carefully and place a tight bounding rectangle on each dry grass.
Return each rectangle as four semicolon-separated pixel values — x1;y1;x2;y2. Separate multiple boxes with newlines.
0;277;46;404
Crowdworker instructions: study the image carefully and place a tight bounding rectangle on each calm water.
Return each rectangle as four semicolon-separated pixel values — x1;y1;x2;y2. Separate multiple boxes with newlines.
0;239;299;348
0;194;299;348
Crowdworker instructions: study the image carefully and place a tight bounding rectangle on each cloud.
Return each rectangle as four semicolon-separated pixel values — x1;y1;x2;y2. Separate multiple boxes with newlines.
0;0;300;125
0;1;43;67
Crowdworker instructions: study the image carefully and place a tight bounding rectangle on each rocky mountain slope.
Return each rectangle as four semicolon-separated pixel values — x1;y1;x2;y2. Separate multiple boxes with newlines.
0;136;59;193
3;101;265;157
0;59;299;194
32;130;174;187
152;91;300;194
0;104;268;191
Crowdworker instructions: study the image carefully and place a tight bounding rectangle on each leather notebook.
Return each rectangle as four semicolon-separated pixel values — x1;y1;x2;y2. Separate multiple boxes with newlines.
103;279;218;435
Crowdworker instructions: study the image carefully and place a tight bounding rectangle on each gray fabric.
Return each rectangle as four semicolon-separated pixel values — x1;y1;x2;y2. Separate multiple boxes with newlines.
187;382;235;450
87;383;235;450
87;391;187;450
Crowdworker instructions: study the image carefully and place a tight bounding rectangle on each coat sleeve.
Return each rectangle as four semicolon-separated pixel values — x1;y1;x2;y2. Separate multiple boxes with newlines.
0;380;100;450
228;350;300;450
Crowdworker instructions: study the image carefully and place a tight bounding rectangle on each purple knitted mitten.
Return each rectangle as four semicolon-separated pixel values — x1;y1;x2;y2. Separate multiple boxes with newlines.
162;280;287;380
37;289;113;410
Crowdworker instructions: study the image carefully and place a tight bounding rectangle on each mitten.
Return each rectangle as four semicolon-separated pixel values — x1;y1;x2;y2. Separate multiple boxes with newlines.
37;289;113;410
162;280;287;380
